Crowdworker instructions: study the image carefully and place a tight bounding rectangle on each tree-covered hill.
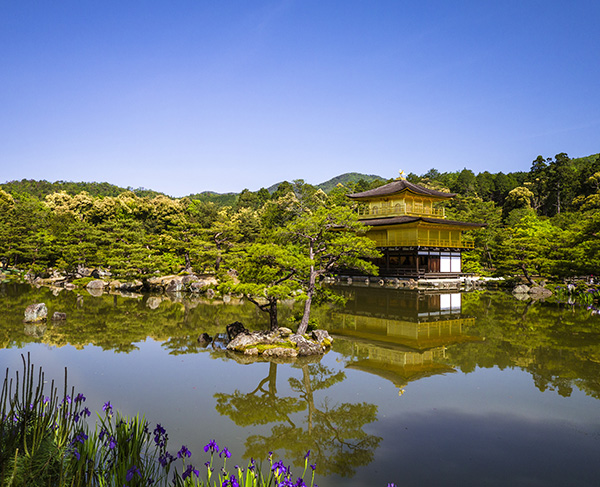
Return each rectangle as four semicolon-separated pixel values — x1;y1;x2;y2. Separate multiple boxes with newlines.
186;191;238;207
0;179;163;200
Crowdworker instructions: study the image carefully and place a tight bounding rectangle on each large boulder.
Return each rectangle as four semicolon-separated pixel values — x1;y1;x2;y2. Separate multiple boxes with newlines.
24;303;48;323
226;321;248;341
86;279;106;290
289;334;324;356
146;296;162;310
512;284;530;295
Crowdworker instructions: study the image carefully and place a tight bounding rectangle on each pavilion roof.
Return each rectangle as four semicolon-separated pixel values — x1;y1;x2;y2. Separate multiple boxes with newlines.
347;179;455;200
359;215;486;228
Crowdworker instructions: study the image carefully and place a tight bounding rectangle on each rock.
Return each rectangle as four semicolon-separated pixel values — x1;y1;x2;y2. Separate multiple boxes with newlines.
227;332;262;351
227;321;248;341
288;334;324;356
87;286;104;297
181;275;197;285
77;265;92;277
222;294;231;304
189;277;218;293
76;295;84;308
189;282;203;293
530;286;553;298
24;323;47;338
206;288;216;299
109;280;122;290
278;327;293;338
166;279;183;293
52;312;67;321
24;303;48;323
86;280;106;290
146;296;162;309
146;276;166;292
311;329;333;348
64;283;76;290
262;347;298;358
513;284;530;295
119;280;143;292
197;332;212;345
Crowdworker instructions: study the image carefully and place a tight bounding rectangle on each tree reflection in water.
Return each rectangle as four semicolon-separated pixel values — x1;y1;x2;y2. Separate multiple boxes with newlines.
215;361;381;477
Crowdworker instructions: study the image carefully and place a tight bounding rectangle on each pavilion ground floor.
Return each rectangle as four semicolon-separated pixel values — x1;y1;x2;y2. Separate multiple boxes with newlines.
365;247;465;279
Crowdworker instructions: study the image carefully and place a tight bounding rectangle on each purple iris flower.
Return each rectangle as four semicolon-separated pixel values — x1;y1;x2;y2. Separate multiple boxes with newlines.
204;439;219;454
158;452;175;468
222;478;240;487
102;401;112;415
219;447;231;459
181;465;200;480
74;393;86;403
177;445;192;459
271;460;287;476
126;465;141;482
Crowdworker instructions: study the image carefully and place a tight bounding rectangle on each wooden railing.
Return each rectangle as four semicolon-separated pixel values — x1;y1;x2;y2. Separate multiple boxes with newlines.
369;236;474;249
357;205;445;219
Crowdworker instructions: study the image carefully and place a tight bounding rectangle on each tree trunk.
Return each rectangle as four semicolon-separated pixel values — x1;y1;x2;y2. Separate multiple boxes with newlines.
298;241;316;335
184;250;193;273
302;365;314;434
268;298;278;331
521;263;535;285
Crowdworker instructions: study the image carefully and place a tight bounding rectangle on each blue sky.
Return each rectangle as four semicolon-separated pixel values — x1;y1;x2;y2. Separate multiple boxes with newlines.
1;1;599;196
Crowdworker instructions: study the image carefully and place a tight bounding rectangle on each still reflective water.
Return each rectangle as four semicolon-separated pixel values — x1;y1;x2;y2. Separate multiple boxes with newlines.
1;283;600;487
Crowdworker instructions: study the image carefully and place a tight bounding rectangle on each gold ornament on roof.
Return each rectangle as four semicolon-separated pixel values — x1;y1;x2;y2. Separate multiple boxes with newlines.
396;170;406;180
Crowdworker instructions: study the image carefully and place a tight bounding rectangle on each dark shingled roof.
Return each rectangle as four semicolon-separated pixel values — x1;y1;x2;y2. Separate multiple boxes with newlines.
359;215;486;228
347;179;456;199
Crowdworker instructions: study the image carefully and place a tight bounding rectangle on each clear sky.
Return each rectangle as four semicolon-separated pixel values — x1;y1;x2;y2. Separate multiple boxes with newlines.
1;1;599;196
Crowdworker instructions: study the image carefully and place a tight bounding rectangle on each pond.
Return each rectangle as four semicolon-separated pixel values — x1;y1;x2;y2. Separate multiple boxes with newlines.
1;283;600;487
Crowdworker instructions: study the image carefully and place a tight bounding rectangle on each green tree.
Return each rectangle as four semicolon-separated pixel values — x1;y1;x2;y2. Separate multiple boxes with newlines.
221;243;301;330
502;186;535;220
452;168;477;196
283;206;380;334
495;213;561;284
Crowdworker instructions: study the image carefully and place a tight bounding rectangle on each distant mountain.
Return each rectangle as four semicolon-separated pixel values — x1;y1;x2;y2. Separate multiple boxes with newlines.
315;172;385;193
266;172;385;195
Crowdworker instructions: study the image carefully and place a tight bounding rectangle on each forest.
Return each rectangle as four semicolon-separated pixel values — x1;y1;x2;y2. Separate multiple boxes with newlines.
1;152;599;286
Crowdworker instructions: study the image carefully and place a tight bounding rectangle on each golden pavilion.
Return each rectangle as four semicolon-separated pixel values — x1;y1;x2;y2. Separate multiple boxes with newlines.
347;178;484;278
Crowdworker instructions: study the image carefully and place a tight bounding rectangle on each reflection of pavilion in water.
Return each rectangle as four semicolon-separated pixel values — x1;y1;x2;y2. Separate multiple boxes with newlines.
329;287;480;389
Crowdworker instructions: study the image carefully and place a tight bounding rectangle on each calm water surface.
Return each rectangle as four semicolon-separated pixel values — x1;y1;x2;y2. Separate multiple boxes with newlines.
1;283;600;487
